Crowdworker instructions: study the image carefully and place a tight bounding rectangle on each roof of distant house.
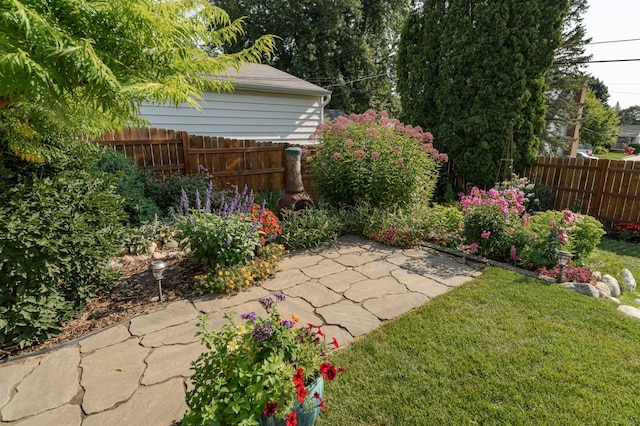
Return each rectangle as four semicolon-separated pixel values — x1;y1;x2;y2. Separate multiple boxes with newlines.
618;125;640;137
205;63;331;97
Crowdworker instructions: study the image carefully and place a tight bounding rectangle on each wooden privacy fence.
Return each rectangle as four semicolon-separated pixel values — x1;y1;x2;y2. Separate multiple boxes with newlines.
523;157;640;226
96;127;317;196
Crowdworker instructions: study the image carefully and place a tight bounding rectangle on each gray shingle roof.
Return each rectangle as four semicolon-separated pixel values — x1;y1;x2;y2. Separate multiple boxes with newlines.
618;125;640;137
206;63;331;97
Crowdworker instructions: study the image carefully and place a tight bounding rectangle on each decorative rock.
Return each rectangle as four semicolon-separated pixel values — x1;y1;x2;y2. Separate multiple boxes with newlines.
147;241;158;254
559;282;599;298
622;268;636;293
592;270;602;281
1;347;80;422
593;281;612;298
163;240;180;250
635;298;640;305
617;305;640;320
80;339;149;414
82;378;187;426
601;275;621;297
608;297;621;304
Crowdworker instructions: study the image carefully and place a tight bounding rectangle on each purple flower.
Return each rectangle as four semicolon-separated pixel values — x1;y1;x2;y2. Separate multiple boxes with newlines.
259;296;275;310
281;320;295;329
274;292;286;301
252;321;275;343
195;189;201;210
180;188;189;215
204;181;213;213
241;312;257;323
226;236;232;246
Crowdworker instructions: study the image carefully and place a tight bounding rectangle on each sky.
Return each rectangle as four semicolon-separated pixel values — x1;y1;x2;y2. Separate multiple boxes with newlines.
583;0;640;109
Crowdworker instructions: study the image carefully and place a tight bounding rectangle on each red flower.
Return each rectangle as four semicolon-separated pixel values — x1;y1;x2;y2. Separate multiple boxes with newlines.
331;337;339;348
263;402;278;417
292;368;306;403
319;362;337;381
286;411;297;426
313;392;326;411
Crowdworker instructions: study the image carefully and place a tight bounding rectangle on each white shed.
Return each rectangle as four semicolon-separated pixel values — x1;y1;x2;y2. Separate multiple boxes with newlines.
138;63;331;145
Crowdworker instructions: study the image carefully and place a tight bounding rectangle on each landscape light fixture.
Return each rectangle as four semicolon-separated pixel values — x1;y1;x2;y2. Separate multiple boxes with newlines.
149;260;167;302
555;249;573;283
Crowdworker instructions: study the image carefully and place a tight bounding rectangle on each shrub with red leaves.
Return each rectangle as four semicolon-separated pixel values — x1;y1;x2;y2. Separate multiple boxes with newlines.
536;265;595;284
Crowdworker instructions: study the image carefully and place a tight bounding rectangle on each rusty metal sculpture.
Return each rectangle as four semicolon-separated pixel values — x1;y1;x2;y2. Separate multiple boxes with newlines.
277;146;313;216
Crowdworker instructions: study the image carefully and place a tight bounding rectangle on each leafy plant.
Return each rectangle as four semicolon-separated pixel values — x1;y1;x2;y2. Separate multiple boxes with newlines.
0;168;124;348
536;265;595;284
121;219;180;255
278;207;343;250
183;294;343;425
423;205;465;249
193;244;285;294
361;203;430;248
612;221;640;243
307;110;446;208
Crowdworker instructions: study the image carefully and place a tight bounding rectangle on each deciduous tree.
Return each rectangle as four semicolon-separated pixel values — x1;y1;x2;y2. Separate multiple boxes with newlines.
580;89;620;150
619;105;640;125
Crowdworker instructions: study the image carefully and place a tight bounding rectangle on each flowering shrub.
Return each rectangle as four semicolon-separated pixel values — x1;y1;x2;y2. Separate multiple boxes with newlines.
520;210;605;268
248;203;282;245
307;110;447;208
613;221;640;242
361;202;429;248
536;265;595;284
183;294;343;426
423;205;465;249
193;244;285;294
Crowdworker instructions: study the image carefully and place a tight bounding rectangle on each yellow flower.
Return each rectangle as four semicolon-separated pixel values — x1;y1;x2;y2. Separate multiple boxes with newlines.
266;269;271;274
218;270;223;276
225;271;230;276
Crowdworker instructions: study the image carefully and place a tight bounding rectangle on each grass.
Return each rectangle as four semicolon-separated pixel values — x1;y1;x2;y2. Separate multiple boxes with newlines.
319;267;640;425
587;238;640;303
597;152;628;160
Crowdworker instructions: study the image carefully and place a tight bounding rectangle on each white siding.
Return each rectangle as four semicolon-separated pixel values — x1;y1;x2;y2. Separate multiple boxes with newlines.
138;89;324;145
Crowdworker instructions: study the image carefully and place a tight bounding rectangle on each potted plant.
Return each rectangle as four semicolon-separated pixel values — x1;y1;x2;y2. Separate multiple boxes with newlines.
182;292;343;426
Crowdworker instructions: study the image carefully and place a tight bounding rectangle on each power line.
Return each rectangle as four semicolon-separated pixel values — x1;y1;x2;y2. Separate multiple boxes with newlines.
589;37;640;45
555;58;640;65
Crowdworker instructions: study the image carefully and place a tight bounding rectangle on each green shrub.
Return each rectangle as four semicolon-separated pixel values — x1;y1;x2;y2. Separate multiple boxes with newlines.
0;168;124;348
146;171;219;214
360;203;431;248
122;220;180;255
423;205;465;249
278;207;342;250
95;149;160;224
308;110;446;208
177;212;260;267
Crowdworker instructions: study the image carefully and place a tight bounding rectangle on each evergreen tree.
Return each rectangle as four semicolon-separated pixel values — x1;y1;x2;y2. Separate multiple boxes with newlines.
210;0;412;114
398;0;567;187
587;76;611;106
541;0;591;154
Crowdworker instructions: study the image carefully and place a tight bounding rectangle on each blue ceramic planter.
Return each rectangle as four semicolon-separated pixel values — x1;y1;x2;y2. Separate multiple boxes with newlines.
259;376;325;426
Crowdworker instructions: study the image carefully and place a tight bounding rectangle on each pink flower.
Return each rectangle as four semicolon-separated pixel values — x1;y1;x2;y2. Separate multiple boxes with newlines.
510;246;521;261
395;158;404;165
469;243;479;251
331;152;342;160
344;139;354;148
558;233;569;243
306;156;313;163
301;146;311;156
393;146;403;153
481;231;491;239
354;150;367;160
366;128;380;137
549;219;556;228
371;151;380;160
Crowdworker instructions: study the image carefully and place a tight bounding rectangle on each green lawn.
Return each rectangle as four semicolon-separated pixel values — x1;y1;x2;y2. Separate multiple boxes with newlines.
319;267;640;425
597;152;628;160
587;238;640;303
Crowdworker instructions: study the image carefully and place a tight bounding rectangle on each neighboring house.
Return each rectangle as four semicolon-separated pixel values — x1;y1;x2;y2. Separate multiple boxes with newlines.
138;63;331;145
615;125;640;148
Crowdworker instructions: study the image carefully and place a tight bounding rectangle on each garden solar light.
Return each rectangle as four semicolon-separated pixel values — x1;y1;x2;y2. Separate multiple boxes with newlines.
149;260;166;302
555;249;572;283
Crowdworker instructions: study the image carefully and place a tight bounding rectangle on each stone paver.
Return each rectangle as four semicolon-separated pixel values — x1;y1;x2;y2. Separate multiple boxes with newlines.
276;297;324;326
392;268;452;298
1;347;80;422
82;378;187;426
129;300;199;336
80;323;131;354
319;270;367;293
280;254;324;270
355;261;400;279
335;251;384;267
364;292;429;320
317;300;380;337
261;268;310;291
344;276;407;302
322;325;354;347
142;342;204;385
80;339;149;414
141;318;204;348
0;357;39;412
12;405;82;426
303;259;347;279
193;286;270;314
284;282;343;307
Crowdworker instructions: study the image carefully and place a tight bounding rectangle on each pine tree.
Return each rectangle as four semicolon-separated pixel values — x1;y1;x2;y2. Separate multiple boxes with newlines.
397;0;567;187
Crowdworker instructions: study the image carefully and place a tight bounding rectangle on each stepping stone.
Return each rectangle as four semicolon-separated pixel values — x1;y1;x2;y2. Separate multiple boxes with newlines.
303;259;346;279
82;378;187;426
262;269;310;291
280;254;323;270
142;342;204;385
344;276;406;303
11;404;82;426
80;339;149;414
1;347;80;422
0;357;40;412
80;323;131;353
275;297;324;326
284;282;343;307
129;300;199;336
193;286;270;314
317;301;380;337
319;270;368;293
141;318;205;348
363;292;429;320
391;269;451;298
322;325;354;348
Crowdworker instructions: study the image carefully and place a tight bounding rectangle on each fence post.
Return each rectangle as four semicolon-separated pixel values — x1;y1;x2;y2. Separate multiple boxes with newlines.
594;159;611;219
181;130;191;175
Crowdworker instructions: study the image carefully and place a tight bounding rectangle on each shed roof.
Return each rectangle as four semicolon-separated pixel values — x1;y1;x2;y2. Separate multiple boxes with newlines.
206;63;331;97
